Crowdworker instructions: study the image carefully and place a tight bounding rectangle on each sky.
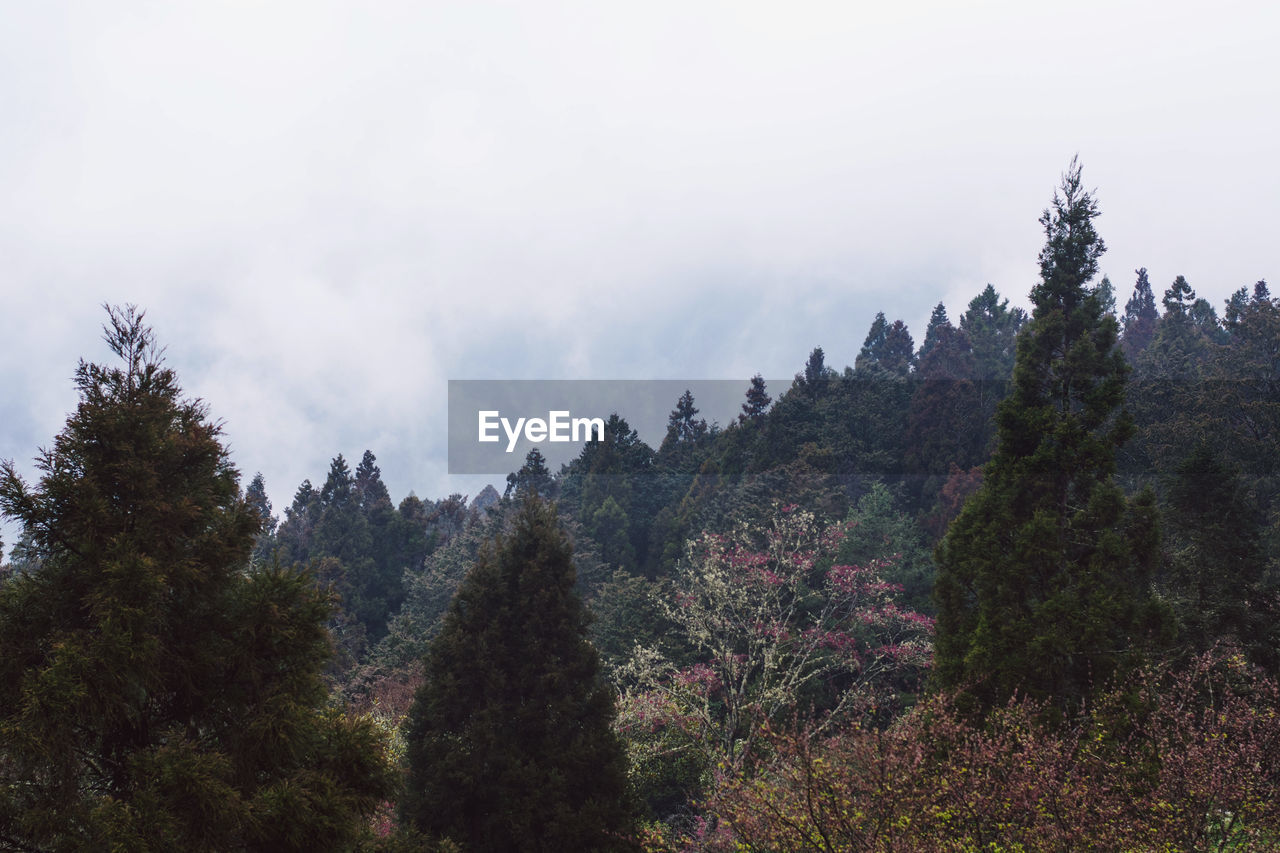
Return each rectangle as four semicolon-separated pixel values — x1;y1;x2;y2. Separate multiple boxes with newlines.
2;0;1278;533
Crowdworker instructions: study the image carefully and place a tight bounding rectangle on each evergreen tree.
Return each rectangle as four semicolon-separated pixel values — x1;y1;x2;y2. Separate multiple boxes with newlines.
401;497;634;851
880;319;916;375
506;447;555;499
855;314;914;374
0;306;392;850
932;161;1163;715
1163;444;1275;670
855;313;889;372
798;346;833;396
1121;267;1159;361
661;389;708;447
354;448;391;510
1094;274;1117;317
917;302;951;365
1162;274;1196;317
245;471;276;535
740;374;771;422
960;284;1027;379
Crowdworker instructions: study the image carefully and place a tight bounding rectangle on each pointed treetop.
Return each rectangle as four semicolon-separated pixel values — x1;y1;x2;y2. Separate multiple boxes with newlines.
1032;156;1105;313
354;449;390;508
319;454;353;507
1162;275;1196;317
740;374;771;422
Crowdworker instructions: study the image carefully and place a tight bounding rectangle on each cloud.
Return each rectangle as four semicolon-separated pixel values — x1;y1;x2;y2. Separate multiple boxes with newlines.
1;0;1277;518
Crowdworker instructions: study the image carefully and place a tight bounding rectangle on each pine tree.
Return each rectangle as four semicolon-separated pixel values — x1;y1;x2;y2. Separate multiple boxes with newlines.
880;320;916;375
798;346;833;396
401;497;634;851
932;161;1163;716
740;374;771;422
917;302;951;365
960;284;1027;379
1121;267;1159;361
0;306;392;851
506;447;555;499
354;448;392;510
662;389;708;447
855;313;889;372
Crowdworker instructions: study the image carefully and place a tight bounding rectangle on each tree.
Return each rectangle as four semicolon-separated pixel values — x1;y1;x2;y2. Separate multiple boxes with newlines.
401;497;635;852
959;284;1026;379
1121;267;1159;361
855;315;915;375
661;389;708;448
855;313;888;372
505;446;555;499
796;346;833;397
1163;444;1276;670
916;302;950;365
0;306;392;851
620;506;932;774
739;374;771;423
932;160;1163;716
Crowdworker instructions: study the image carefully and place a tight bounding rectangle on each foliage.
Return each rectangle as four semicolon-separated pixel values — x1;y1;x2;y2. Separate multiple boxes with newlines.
711;649;1280;852
933;159;1165;715
400;497;636;852
0;306;393;851
618;506;933;780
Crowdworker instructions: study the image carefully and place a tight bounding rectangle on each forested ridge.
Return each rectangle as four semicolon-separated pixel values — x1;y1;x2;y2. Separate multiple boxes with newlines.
3;163;1279;850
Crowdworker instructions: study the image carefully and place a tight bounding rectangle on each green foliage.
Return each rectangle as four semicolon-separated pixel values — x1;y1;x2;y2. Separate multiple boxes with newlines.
0;306;393;851
933;161;1165;715
837;483;935;614
505;447;555;499
712;650;1280;853
1163;444;1277;670
1121;266;1159;361
401;497;635;852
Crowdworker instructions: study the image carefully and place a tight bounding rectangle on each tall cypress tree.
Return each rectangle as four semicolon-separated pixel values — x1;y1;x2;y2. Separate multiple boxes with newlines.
1120;267;1159;362
0;306;392;851
933;160;1162;715
401;497;634;852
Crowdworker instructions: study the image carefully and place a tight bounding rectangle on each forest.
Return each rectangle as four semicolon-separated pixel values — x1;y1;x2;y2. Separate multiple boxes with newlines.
2;161;1278;851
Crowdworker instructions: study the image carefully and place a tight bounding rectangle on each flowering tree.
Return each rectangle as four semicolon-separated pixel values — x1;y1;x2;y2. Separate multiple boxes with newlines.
711;648;1280;852
617;505;933;780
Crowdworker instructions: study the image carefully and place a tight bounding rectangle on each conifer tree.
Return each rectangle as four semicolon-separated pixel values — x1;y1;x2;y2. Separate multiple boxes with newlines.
932;161;1162;715
855;313;889;372
506;446;555;498
1121;267;1159;361
740;374;771;422
401;497;634;851
0;306;392;851
917;302;951;365
662;389;708;447
960;284;1027;379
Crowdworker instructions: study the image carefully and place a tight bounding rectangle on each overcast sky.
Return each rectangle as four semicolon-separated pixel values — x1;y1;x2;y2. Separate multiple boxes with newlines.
2;1;1278;529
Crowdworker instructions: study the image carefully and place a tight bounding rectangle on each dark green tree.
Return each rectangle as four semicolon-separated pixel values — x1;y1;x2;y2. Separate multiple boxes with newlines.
855;314;914;375
855;313;889;372
0;306;392;851
916;302;951;365
661;389;708;448
959;284;1027;379
506;447;555;499
880;319;916;375
739;374;771;422
401;497;634;851
1162;444;1276;671
932;161;1163;715
1120;267;1159;362
797;346;834;397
